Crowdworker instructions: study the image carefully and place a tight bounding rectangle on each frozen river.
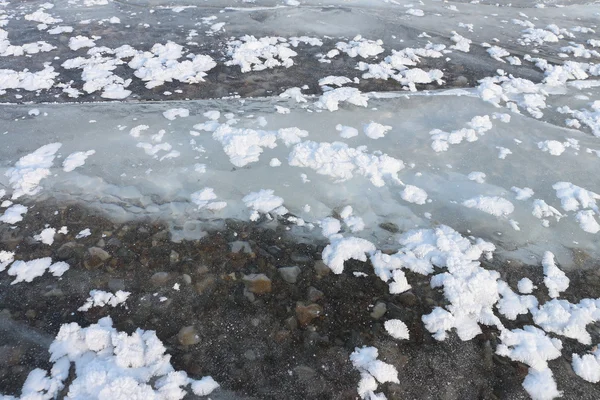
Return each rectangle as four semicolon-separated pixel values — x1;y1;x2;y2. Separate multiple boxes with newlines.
1;1;600;399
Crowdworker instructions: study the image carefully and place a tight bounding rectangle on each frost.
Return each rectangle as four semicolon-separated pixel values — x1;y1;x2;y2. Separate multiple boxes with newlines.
318;75;352;87
468;172;486;184
277;127;309;147
335;35;384;59
5;142;61;199
78;290;130;311
572;348;600;383
63;150;95;172
128;42;216;89
191;376;220;396
336;124;359;138
288;141;403;187
5;317;218;399
322;236;376;274
430;115;492;152
406;9;424;17
552;182;599;231
538;140;565;156
320;217;341;237
542;251;569;299
576;210;600;234
522;368;563;400
68;35;96;51
191;188;226;211
512;186;534;201
518;278;535;294
350;346;399;399
496;326;562;400
242;189;287;221
315;87;369;111
225;35;298;72
384;319;410;340
0;64;59;92
34;227;56;245
0;250;14;272
279;87;307;103
401;185;428;205
212;124;277;167
363;122;392;139
462;196;514;217
163;108;189;120
450;31;471;52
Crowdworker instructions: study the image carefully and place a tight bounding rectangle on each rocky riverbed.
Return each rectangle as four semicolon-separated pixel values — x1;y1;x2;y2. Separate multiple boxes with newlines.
1;199;600;399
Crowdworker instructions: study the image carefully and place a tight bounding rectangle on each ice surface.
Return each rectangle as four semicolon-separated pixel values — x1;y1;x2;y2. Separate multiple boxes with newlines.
2;88;599;266
1;1;600;398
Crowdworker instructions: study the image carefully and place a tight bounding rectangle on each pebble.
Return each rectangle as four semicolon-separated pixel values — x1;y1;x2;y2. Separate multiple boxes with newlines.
242;274;272;294
84;247;111;269
170;250;180;264
307;286;324;302
244;349;257;361
285;316;298;330
313;260;330;278
56;242;83;260
291;252;312;263
108;278;126;292
178;326;200;346
150;272;170;286
295;302;323;326
195;274;216;295
398;291;418;307
293;365;316;380
279;266;301;283
370;301;387;319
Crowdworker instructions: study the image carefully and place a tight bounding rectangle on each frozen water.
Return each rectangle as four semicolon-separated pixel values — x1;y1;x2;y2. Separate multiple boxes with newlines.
2;86;599;266
1;0;600;399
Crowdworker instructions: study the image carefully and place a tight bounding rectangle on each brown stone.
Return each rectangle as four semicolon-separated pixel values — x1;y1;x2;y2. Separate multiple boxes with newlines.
242;273;272;294
84;247;111;269
295;302;323;326
195;274;216;295
313;260;330;278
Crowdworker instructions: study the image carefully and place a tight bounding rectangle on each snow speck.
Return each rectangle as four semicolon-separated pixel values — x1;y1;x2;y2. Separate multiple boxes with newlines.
76;228;91;239
34;227;56;245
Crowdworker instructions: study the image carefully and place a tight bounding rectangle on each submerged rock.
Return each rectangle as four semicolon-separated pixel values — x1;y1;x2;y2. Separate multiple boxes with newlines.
279;266;301;283
242;274;272;294
296;302;323;326
178;326;200;346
